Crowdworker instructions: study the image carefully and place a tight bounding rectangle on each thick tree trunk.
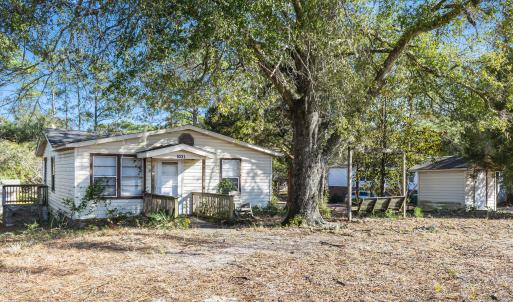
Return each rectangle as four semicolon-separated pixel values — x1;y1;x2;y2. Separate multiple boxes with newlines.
284;98;326;225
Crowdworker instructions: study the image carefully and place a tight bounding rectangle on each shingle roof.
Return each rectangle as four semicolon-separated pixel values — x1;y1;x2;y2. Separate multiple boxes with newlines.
44;128;109;147
37;125;283;157
412;156;469;171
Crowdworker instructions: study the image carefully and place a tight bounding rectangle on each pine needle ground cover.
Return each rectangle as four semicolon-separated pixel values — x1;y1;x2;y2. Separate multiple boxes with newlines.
0;218;512;301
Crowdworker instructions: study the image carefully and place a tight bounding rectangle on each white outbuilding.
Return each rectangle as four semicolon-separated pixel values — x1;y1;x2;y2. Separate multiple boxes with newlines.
413;156;499;211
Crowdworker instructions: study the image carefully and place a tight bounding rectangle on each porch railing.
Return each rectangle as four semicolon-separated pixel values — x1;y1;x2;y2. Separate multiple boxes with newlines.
143;193;179;217
191;192;235;219
2;185;48;206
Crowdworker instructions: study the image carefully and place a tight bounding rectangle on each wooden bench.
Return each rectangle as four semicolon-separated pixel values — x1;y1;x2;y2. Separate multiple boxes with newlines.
387;196;406;212
356;198;377;215
372;197;391;214
353;196;406;216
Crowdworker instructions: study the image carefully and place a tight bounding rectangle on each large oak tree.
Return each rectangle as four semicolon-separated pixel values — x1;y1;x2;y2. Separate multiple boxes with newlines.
2;0;498;224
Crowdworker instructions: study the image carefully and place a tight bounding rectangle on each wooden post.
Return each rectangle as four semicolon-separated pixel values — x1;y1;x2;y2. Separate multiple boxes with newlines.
402;151;407;218
347;147;353;222
151;158;156;194
173;198;179;218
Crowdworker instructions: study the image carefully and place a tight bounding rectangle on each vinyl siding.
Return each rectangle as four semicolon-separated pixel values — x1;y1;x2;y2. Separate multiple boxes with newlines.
418;170;466;208
43;144;75;216
73;129;273;218
466;169;497;210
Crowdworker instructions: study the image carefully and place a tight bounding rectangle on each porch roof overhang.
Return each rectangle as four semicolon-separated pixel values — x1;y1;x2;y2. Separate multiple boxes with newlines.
136;143;215;159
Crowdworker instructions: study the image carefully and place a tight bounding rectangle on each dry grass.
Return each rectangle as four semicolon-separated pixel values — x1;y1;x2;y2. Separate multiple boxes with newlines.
1;217;513;301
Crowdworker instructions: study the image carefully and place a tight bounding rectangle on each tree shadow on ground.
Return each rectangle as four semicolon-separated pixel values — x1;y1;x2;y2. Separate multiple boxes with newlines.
51;240;157;253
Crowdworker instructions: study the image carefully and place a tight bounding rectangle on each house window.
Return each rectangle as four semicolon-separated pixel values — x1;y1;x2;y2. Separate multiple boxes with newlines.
221;159;241;192
92;156;117;197
43;157;48;185
91;155;144;198
50;157;55;192
121;157;144;196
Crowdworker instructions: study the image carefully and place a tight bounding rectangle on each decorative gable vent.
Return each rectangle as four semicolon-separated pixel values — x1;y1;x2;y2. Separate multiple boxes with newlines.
178;133;194;146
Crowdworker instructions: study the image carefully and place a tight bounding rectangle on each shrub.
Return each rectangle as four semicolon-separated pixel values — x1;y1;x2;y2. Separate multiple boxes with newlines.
175;216;191;229
385;209;398;219
63;182;110;219
319;202;332;219
319;193;332;219
252;203;286;216
287;214;304;227
23;222;40;237
146;212;190;229
414;207;424;218
217;179;237;194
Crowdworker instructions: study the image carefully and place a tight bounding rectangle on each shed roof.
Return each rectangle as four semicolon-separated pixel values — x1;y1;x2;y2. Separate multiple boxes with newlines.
412;156;469;171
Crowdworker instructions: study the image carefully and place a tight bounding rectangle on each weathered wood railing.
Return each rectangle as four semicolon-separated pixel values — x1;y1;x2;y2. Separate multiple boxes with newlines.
191;192;235;219
143;193;179;217
2;185;48;206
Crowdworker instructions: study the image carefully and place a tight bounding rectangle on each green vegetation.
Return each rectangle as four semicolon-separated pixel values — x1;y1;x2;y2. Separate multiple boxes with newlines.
0;140;41;182
414;207;424;218
217;179;238;194
146;212;191;230
0;1;512;225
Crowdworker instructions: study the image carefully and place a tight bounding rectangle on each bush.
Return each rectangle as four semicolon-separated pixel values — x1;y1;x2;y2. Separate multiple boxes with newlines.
252;203;286;216
414;207;424;218
146;212;190;229
217;179;237;194
319;202;332;219
319;193;332;219
287;214;304;227
385;209;398;219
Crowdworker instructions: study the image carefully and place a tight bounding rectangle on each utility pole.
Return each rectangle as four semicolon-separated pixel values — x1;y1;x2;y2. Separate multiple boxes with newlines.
347;146;353;222
402;151;407;218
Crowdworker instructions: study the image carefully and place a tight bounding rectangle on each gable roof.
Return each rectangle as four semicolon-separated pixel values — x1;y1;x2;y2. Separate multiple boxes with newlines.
412;156;469;171
37;125;282;157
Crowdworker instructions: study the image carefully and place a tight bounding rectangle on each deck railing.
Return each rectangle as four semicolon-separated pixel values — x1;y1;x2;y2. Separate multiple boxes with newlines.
191;192;234;219
143;193;179;217
2;185;48;206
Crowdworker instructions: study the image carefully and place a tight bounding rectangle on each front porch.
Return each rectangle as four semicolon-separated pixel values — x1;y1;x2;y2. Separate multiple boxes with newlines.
143;192;235;219
136;142;239;218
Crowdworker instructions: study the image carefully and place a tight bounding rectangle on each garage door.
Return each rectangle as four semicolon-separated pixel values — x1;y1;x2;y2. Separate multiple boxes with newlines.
418;170;466;205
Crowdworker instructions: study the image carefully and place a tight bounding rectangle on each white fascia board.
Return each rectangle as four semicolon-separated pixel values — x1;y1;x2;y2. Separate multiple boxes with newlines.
55;125;283;157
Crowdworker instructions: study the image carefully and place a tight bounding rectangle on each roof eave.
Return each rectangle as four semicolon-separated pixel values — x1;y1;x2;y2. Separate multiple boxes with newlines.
55;125;284;157
415;168;468;172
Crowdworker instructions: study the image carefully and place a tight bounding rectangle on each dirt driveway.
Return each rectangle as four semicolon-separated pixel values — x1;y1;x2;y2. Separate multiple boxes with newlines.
1;218;513;301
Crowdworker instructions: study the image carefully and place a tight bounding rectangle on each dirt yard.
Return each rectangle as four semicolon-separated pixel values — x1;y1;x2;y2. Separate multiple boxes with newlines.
1;217;513;301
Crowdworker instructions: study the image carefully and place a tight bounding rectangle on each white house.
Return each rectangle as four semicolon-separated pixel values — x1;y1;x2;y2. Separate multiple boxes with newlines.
413;156;499;210
35;125;281;219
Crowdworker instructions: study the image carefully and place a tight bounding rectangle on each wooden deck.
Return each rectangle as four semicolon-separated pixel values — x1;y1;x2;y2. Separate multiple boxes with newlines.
2;184;48;227
2;184;48;206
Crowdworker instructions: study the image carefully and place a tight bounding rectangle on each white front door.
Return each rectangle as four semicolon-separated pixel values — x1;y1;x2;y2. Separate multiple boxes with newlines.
158;162;178;196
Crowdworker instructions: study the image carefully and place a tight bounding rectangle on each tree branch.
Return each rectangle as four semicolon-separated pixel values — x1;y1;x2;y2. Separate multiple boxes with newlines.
370;0;483;96
248;38;301;106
